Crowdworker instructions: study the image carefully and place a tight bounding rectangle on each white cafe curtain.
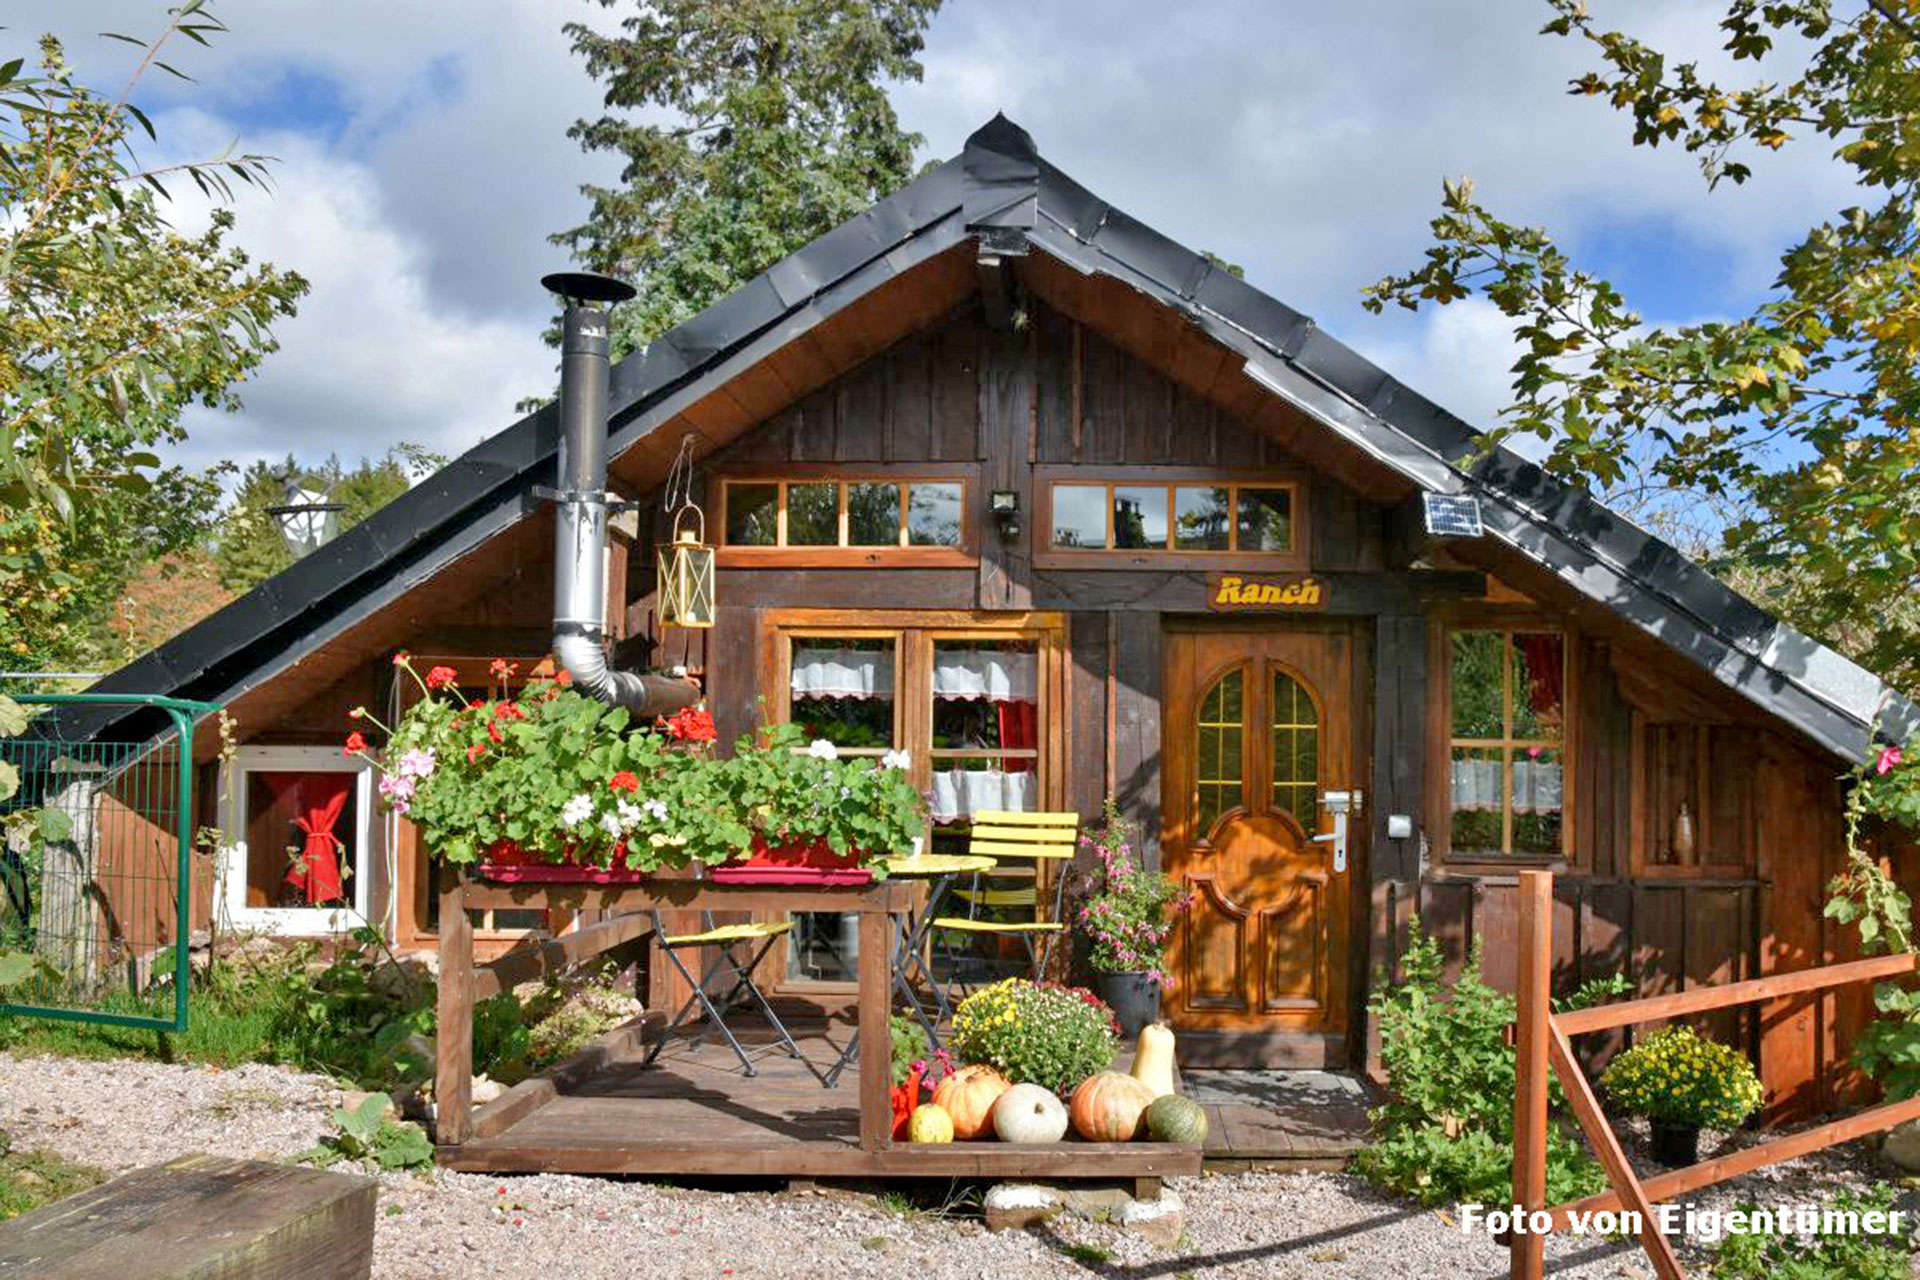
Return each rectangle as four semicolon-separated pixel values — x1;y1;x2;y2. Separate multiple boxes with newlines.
1451;755;1563;815
931;650;1037;703
930;768;1035;822
791;647;894;700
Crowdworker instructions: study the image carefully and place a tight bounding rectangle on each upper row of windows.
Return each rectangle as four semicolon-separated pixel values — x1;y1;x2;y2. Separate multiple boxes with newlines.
1049;481;1293;554
716;475;1299;558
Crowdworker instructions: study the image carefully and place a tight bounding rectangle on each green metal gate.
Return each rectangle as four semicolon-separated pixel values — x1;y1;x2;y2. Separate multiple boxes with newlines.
0;694;220;1032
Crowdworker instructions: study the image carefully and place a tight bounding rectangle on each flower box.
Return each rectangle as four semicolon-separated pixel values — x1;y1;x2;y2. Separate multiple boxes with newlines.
477;838;653;884
707;834;874;886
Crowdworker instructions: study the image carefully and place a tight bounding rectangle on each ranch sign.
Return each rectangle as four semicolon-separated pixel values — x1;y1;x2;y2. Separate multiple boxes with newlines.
1206;573;1328;611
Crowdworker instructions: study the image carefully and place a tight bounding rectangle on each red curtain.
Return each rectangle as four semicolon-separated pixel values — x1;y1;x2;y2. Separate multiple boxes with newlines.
1514;634;1564;718
265;773;351;906
997;699;1038;773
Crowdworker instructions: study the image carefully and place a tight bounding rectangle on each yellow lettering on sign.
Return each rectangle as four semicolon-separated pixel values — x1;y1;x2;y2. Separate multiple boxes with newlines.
1208;574;1325;610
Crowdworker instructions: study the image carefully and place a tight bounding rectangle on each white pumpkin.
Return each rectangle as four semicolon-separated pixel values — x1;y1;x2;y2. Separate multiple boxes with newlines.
991;1082;1070;1144
1132;1023;1178;1098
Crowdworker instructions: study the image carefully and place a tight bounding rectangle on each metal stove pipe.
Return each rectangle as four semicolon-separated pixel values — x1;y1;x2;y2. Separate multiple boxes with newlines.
542;271;699;716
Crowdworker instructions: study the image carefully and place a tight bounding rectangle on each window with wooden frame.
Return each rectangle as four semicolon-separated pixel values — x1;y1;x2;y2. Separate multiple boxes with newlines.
761;609;1068;990
1438;626;1569;860
715;465;975;567
1033;467;1308;570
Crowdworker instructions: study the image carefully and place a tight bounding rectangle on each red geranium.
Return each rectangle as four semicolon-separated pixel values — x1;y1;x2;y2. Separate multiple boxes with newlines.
489;658;517;680
343;731;368;756
609;771;640;792
467;743;487;764
659;705;717;744
392;650;410;666
426;665;459;690
493;702;527;722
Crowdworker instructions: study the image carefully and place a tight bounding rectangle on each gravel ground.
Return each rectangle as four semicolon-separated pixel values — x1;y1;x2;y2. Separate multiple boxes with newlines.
0;1052;1902;1279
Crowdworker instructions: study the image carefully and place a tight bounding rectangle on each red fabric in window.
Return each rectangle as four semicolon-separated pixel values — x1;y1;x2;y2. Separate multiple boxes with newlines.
1514;634;1564;718
998;699;1037;773
266;772;350;906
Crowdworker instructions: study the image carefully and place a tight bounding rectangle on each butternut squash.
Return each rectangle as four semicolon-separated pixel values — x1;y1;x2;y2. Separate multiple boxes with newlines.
1132;1023;1178;1098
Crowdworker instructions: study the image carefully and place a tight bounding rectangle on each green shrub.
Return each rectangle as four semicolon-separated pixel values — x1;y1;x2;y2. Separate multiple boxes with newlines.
1600;1024;1762;1129
950;978;1117;1094
890;1012;930;1088
1709;1186;1909;1280
299;1093;435;1172
1356;918;1625;1207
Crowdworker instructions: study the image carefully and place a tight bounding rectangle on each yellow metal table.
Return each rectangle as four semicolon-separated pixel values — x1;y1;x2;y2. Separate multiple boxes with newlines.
822;852;996;1087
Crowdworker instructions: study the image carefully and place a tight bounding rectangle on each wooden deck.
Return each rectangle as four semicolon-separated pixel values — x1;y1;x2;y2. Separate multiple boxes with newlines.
431;875;1356;1183
440;1016;1201;1181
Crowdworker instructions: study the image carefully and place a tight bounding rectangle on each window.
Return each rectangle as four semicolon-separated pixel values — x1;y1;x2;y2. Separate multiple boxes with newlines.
1270;670;1319;830
1036;471;1305;568
768;612;1065;988
718;475;970;563
784;633;900;981
1445;629;1566;858
220;747;376;936
1196;669;1245;835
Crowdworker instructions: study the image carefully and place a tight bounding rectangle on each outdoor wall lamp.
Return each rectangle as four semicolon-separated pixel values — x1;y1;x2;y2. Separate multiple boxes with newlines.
989;489;1020;541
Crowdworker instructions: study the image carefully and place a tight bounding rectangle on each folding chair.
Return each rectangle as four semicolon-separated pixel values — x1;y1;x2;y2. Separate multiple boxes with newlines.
932;810;1077;998
642;911;801;1077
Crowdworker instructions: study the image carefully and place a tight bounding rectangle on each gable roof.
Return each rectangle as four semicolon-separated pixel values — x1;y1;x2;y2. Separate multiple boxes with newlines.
75;114;1918;761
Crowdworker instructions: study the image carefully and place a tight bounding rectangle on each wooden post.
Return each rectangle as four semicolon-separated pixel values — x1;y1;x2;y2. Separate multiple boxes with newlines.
856;893;892;1153
1550;1023;1685;1279
1511;869;1552;1280
435;866;474;1146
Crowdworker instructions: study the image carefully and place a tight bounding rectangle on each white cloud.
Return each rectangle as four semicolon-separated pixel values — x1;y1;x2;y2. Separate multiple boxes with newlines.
1354;297;1537;450
6;0;1868;480
161;116;557;477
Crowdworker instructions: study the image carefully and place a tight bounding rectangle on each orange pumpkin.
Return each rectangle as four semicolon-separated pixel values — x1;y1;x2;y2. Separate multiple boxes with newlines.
931;1064;1012;1140
1069;1071;1156;1142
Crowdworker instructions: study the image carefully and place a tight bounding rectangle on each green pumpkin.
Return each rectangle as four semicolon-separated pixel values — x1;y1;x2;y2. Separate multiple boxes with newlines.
1144;1094;1208;1145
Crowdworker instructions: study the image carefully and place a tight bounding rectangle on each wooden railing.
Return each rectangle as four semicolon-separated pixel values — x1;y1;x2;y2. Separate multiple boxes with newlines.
1510;869;1920;1280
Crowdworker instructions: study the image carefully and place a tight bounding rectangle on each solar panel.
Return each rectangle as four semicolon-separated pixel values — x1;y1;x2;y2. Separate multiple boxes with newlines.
1423;492;1484;538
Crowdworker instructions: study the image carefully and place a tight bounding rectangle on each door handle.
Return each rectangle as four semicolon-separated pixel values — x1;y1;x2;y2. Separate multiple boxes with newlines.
1313;790;1362;873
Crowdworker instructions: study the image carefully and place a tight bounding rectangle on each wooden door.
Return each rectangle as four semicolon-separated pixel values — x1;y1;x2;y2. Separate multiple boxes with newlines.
1163;625;1359;1059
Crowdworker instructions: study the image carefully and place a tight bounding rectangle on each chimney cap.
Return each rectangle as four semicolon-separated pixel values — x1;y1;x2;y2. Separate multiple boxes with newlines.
541;271;637;305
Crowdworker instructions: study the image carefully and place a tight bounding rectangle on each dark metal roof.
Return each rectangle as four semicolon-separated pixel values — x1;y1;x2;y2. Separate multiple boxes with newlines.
77;113;1917;762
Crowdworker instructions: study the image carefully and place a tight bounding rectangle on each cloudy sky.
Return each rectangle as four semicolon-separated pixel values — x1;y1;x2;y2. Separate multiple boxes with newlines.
11;1;1855;481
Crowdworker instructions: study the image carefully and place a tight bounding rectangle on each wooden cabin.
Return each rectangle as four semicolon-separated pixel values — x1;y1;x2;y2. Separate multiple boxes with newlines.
66;115;1919;1121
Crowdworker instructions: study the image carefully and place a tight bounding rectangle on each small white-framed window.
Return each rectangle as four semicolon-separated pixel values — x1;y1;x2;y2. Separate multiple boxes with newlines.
219;746;377;936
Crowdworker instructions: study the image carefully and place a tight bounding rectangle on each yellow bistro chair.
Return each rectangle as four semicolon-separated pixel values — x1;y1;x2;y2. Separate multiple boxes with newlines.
933;810;1079;992
642;911;801;1077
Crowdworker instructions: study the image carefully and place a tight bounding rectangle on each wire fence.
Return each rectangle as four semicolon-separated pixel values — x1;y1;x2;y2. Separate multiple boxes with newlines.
0;695;219;1032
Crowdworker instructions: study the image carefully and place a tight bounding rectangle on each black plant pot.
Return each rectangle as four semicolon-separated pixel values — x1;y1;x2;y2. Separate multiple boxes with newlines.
1092;972;1162;1040
1650;1119;1700;1167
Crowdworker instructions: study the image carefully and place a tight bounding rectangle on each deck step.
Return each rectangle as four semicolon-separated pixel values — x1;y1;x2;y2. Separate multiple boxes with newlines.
0;1153;376;1280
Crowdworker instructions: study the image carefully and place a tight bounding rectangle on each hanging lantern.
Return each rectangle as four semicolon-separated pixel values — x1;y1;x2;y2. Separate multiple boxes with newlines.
657;511;715;629
657;437;715;628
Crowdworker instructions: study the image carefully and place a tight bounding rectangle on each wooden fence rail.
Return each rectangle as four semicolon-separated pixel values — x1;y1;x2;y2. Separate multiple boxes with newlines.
1510;869;1920;1280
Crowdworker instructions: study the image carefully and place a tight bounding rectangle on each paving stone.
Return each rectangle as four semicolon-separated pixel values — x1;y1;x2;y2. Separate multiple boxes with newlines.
982;1183;1062;1231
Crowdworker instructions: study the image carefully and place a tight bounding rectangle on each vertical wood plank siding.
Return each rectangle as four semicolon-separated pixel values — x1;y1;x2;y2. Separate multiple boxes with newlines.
245;287;1868;1121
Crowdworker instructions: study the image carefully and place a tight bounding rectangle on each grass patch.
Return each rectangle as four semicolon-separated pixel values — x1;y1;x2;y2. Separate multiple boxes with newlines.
1066;1242;1114;1265
0;985;289;1069
0;1139;107;1222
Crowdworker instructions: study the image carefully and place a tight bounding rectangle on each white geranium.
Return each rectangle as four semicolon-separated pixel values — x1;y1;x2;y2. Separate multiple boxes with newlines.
806;738;839;761
599;810;623;838
643;798;669;822
560;793;594;828
615;799;644;830
881;749;911;770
